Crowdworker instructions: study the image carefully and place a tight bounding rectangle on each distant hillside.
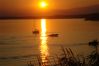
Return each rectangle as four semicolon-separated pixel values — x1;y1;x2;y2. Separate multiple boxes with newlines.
50;4;99;15
0;4;99;20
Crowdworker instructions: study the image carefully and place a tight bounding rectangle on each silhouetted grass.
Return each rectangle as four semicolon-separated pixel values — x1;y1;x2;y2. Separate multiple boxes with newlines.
27;40;99;66
56;46;86;66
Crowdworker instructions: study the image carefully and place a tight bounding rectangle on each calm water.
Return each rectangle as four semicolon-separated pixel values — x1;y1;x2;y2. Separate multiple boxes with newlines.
0;19;99;66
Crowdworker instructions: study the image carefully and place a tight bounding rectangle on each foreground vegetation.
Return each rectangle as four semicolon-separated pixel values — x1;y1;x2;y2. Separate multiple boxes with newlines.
28;40;99;66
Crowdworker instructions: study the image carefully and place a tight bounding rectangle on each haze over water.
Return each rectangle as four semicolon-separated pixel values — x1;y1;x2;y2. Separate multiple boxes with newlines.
0;19;99;66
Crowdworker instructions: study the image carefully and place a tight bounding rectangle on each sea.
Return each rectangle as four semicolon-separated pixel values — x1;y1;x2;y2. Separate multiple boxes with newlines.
0;19;99;66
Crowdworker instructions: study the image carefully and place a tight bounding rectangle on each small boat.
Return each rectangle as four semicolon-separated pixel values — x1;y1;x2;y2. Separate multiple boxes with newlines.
32;29;39;34
48;34;59;37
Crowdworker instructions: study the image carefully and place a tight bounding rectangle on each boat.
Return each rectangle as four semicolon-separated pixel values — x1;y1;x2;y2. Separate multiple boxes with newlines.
48;34;59;37
32;29;39;34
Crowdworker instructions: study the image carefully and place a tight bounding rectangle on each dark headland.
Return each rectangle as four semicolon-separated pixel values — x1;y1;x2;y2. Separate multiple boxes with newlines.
0;13;99;21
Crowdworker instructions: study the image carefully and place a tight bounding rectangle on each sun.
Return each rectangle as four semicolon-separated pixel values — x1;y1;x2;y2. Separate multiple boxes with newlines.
40;1;48;8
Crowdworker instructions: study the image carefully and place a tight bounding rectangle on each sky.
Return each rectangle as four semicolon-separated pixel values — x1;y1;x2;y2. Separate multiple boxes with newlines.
0;0;99;17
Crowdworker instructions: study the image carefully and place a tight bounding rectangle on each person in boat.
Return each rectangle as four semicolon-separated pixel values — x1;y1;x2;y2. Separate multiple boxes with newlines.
32;29;39;34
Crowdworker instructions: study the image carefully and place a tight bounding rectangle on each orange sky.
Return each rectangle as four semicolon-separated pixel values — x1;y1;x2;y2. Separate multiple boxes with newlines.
0;0;99;17
0;0;99;10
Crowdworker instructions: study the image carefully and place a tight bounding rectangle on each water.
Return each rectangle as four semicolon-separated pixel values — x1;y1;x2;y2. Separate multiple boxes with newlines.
0;19;99;66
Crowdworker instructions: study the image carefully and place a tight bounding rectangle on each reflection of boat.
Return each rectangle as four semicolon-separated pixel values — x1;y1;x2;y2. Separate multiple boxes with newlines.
48;34;59;37
32;29;39;34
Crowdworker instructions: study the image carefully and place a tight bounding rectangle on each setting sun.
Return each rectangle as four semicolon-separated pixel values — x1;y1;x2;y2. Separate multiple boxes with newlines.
40;1;48;8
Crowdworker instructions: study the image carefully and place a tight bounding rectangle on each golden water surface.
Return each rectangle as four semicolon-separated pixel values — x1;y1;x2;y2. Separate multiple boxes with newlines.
40;19;49;62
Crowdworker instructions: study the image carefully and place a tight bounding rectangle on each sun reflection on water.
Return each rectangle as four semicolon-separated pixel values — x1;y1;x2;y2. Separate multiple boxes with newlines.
40;19;49;63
